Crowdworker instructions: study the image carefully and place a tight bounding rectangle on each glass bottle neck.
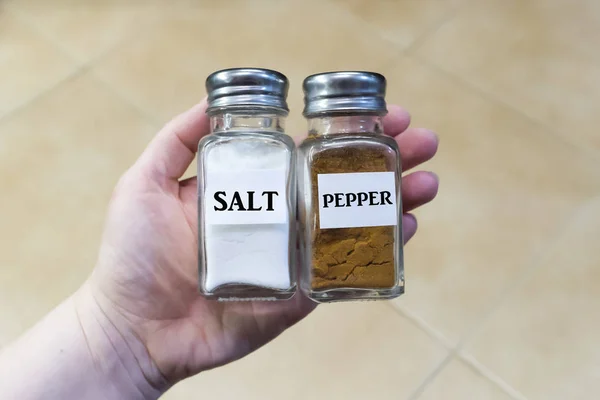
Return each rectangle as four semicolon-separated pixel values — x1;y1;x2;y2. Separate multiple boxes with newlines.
210;110;287;134
307;115;384;136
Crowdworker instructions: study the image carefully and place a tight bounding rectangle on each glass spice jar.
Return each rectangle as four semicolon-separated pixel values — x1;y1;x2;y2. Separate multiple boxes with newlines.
298;71;404;303
197;68;297;301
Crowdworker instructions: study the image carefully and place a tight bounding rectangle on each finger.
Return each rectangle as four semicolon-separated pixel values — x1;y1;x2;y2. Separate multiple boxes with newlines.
135;99;210;182
403;213;418;243
383;104;411;137
293;134;305;146
402;171;439;212
178;177;198;220
397;128;439;171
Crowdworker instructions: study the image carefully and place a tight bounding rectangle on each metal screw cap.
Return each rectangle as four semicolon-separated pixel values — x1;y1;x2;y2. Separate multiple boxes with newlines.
206;68;289;114
303;71;387;117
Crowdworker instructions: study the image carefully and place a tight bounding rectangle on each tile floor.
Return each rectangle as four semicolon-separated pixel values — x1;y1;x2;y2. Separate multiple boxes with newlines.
1;0;599;399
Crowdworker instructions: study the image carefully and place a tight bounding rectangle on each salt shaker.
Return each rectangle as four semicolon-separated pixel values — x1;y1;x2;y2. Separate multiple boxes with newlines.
197;68;296;301
297;72;404;302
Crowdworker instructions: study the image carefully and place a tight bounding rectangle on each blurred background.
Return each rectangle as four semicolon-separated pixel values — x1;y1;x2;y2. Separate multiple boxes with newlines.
1;0;599;399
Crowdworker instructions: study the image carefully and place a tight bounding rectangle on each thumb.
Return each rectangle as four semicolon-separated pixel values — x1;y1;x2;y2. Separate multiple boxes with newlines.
133;99;210;184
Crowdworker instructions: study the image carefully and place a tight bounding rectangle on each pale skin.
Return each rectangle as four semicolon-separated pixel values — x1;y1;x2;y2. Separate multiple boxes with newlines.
0;100;439;399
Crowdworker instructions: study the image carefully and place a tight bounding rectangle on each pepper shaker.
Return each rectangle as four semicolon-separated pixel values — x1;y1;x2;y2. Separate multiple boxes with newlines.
197;68;297;301
297;71;404;302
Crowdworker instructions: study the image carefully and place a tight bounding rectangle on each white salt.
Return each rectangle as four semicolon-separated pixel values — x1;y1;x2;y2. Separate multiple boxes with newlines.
204;138;291;291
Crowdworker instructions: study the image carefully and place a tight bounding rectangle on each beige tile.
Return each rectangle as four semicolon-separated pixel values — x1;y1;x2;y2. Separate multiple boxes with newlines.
93;0;398;132
7;0;161;62
0;73;156;344
488;0;600;64
163;303;447;400
418;358;513;400
464;197;600;399
384;56;600;343
331;0;463;50
0;9;75;117
414;0;600;152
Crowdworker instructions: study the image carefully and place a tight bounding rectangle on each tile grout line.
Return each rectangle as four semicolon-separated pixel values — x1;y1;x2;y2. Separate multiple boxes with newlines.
403;0;472;56
376;0;474;73
383;303;456;400
385;302;455;350
412;54;600;165
71;13;167;130
320;0;413;77
407;352;455;400
89;70;163;129
446;198;600;400
0;4;86;123
394;322;528;400
324;0;470;63
5;1;164;68
320;0;446;66
457;352;529;400
320;0;400;51
5;0;163;68
0;67;87;124
0;61;159;132
391;301;527;400
3;3;83;64
2;2;166;130
384;160;588;397
455;196;599;348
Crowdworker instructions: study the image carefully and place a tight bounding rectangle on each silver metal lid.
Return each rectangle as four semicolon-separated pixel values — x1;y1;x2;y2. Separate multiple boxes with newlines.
302;71;387;117
205;68;289;114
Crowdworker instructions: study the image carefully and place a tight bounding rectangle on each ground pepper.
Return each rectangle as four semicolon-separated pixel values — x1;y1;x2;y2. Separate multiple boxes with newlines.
310;145;397;290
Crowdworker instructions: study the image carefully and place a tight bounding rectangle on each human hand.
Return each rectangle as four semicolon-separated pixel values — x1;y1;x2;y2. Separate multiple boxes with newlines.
81;99;439;394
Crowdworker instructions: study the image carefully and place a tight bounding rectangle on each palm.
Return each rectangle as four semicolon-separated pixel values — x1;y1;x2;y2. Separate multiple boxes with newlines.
89;101;438;385
93;174;312;382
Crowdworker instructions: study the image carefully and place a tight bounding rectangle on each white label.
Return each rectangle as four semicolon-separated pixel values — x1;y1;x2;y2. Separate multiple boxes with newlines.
317;172;397;229
205;169;288;225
